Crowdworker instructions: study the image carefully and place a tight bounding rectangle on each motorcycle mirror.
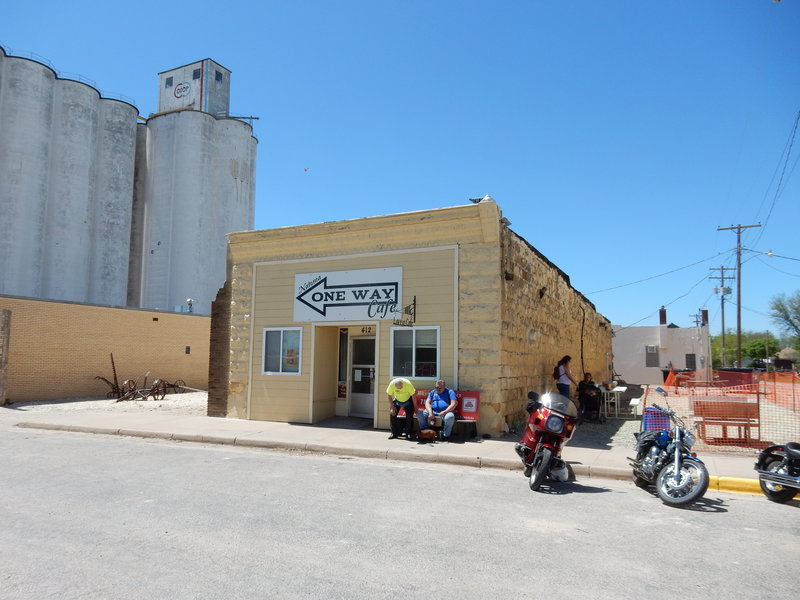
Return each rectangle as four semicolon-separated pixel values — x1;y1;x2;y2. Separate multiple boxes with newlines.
527;391;540;401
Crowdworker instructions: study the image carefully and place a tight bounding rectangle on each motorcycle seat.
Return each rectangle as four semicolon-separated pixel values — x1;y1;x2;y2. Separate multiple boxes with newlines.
785;442;800;460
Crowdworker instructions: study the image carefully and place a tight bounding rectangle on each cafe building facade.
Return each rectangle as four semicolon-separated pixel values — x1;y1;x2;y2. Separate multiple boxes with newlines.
209;198;612;436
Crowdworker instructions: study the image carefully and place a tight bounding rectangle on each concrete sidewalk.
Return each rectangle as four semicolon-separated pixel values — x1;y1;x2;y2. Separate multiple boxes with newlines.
4;409;761;494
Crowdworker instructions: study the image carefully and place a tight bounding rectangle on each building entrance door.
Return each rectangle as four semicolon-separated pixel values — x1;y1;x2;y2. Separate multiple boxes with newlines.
350;337;375;418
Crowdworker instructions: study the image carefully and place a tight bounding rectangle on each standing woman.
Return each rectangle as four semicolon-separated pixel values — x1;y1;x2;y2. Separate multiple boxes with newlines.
555;355;577;399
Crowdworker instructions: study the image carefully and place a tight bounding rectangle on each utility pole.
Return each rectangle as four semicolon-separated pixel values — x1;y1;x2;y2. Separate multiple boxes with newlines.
709;266;734;366
717;224;761;368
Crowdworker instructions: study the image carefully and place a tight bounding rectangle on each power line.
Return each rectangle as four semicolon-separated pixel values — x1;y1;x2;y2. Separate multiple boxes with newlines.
753;109;800;248
613;272;711;332
709;265;734;365
718;224;762;367
753;256;800;278
586;250;731;294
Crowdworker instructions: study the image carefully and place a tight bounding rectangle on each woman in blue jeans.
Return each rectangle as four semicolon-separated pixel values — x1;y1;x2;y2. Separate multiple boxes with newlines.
555;355;577;399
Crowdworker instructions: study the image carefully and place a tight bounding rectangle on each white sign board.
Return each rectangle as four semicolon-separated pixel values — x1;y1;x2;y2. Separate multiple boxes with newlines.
294;267;403;322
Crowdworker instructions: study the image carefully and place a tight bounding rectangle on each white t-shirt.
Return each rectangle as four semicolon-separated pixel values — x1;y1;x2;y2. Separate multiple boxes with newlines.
557;365;571;385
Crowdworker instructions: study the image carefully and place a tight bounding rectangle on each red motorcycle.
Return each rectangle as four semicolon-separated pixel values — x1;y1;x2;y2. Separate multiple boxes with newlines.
514;391;579;491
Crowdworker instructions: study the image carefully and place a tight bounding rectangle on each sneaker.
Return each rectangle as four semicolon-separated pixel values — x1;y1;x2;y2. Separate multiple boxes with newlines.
388;434;397;440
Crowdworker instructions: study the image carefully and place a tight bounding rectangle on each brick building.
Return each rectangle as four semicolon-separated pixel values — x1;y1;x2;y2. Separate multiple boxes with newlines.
0;296;210;404
209;199;612;436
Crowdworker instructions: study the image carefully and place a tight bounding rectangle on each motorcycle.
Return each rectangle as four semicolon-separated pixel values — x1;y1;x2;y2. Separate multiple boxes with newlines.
754;442;800;503
514;391;578;491
629;403;709;507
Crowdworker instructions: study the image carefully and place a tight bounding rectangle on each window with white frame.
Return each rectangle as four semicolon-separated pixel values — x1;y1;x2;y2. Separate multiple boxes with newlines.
391;327;439;378
645;345;659;367
263;327;302;374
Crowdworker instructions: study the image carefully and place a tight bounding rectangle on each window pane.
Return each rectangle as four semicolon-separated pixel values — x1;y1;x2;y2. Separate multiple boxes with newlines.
645;346;659;367
338;329;348;381
415;329;437;377
416;329;437;347
352;338;375;365
282;330;300;373
393;330;413;376
265;331;281;372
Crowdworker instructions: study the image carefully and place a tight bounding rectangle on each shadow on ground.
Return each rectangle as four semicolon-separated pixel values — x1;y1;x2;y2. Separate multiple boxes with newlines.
492;416;641;450
290;416;374;430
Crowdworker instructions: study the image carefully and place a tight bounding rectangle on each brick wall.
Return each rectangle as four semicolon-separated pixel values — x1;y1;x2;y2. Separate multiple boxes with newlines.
207;282;230;416
0;296;210;403
0;309;9;405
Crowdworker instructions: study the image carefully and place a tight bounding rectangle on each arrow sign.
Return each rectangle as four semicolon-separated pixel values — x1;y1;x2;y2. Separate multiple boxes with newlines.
294;268;403;321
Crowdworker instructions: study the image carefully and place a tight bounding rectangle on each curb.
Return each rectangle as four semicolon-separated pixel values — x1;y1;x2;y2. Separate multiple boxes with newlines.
14;422;763;494
711;476;761;495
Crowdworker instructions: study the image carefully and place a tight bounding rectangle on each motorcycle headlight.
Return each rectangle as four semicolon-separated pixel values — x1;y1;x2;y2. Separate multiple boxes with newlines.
683;431;696;449
545;415;565;434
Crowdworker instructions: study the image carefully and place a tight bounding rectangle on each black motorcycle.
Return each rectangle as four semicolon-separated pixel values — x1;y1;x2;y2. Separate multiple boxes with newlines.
755;442;800;503
629;403;709;507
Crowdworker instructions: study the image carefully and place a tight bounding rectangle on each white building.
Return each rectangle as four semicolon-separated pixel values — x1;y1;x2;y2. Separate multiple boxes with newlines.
612;307;712;385
0;48;257;315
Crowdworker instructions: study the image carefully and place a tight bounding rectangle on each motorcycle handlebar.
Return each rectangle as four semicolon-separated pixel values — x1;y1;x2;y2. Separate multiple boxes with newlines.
650;403;675;416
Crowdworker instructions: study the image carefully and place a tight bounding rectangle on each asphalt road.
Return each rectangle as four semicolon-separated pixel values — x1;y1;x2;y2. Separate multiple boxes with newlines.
1;426;797;600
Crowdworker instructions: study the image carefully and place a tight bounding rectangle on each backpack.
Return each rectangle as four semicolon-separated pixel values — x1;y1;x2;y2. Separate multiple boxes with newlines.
552;365;560;380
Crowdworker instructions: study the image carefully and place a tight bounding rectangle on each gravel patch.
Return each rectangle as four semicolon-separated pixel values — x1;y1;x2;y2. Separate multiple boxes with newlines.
2;391;208;416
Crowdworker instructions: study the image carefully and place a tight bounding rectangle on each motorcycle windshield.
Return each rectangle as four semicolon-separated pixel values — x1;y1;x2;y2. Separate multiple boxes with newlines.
539;392;579;418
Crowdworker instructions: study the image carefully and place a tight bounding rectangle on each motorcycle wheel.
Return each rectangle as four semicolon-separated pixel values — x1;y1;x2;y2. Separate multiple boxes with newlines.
529;447;553;491
759;457;798;503
655;459;709;507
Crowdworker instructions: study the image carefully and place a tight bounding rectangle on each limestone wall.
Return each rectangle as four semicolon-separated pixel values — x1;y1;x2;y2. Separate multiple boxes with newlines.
496;230;612;430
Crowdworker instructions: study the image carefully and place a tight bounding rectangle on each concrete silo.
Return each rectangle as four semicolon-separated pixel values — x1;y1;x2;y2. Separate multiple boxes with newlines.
0;49;55;298
129;59;256;315
0;47;138;306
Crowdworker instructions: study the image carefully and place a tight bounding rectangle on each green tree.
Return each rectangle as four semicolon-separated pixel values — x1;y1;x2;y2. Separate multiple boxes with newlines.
770;290;800;338
741;336;780;360
710;330;737;367
710;329;783;367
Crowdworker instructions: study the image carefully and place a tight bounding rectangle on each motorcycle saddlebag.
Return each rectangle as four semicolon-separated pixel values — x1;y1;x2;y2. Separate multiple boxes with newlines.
634;430;660;457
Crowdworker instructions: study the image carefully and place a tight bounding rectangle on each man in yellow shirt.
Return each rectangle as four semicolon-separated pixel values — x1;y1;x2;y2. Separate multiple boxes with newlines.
386;377;416;440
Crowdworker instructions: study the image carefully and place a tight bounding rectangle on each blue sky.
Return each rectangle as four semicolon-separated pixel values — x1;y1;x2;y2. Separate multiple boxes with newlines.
4;1;799;338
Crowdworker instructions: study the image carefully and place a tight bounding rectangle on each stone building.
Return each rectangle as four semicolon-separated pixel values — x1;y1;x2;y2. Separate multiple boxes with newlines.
209;198;612;436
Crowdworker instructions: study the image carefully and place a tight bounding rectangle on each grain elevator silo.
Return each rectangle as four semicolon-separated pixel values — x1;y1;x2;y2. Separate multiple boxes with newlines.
0;46;137;306
128;58;256;315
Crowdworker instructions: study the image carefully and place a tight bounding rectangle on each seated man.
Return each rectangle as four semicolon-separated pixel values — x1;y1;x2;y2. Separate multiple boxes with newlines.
417;379;458;441
577;372;603;423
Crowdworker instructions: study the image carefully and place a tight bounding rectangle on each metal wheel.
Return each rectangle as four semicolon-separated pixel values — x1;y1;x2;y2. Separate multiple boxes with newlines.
173;379;187;393
656;458;709;507
529;447;553;492
760;457;798;503
149;380;167;401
